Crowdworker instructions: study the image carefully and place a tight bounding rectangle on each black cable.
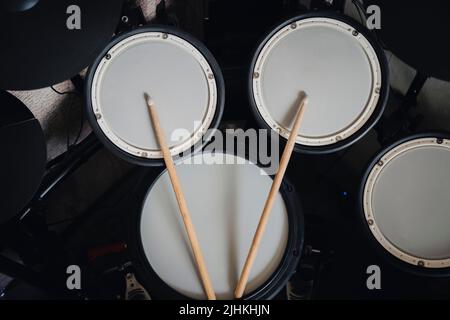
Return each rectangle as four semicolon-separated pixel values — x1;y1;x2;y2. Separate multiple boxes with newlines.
50;85;77;152
50;85;84;152
72;105;84;147
50;85;80;96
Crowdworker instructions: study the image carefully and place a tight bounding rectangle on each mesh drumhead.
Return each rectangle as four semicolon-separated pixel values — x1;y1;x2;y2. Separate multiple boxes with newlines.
363;138;450;268
139;153;289;299
90;31;218;159
252;17;382;146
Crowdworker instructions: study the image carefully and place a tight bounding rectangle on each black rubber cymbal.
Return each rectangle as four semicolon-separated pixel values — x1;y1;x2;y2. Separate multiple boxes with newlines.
0;91;46;224
0;0;123;90
367;0;450;81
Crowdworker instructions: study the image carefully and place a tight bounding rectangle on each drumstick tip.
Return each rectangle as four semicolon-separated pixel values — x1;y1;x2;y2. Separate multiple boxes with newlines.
144;92;155;107
299;91;308;106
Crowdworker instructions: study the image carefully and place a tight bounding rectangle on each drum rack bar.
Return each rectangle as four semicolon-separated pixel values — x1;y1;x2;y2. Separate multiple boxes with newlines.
0;254;47;292
21;134;102;221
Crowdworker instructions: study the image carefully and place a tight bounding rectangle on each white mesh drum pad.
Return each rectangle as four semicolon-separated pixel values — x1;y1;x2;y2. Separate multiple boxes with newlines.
140;153;289;299
90;32;218;159
363;138;450;268
252;17;382;146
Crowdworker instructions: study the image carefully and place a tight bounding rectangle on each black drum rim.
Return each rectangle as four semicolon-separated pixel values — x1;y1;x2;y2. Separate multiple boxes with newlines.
85;25;225;167
248;11;390;155
129;156;304;300
358;131;450;277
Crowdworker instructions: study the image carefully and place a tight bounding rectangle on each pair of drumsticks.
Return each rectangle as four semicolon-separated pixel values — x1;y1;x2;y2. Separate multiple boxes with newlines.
145;92;308;300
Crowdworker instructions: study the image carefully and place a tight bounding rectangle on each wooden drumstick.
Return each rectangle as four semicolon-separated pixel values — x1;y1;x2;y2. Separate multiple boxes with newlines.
234;93;308;299
145;93;216;300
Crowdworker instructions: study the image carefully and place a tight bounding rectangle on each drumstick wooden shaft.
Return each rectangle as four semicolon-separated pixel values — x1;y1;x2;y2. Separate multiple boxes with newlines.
234;94;308;299
145;94;216;300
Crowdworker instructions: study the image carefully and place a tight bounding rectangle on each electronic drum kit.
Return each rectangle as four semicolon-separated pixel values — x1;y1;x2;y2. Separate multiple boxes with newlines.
1;0;450;300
